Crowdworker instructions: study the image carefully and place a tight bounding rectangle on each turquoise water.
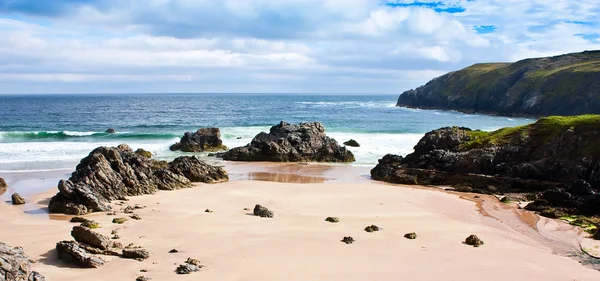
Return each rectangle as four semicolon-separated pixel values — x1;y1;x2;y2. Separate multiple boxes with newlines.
0;94;534;171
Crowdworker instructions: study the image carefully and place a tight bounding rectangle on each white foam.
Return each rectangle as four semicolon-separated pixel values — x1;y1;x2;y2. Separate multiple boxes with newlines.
295;101;396;108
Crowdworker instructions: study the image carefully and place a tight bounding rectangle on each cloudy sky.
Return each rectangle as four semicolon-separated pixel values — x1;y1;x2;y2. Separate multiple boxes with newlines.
0;0;599;94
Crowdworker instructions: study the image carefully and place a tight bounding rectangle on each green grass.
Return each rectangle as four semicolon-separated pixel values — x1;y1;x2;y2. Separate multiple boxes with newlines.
560;215;599;234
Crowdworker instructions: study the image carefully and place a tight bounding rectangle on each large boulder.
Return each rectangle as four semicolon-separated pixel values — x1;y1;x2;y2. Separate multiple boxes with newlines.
0;242;46;280
223;121;355;162
48;144;228;215
0;177;6;189
170;128;227;152
55;241;105;268
71;226;113;250
168;156;228;183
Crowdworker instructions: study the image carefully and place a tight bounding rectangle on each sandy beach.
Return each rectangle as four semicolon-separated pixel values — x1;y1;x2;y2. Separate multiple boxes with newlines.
2;169;600;281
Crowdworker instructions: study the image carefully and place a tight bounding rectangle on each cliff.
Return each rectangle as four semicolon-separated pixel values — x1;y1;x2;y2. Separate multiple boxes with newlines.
397;50;600;116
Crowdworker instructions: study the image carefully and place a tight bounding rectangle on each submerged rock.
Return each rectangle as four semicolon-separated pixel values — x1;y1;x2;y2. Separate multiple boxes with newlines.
343;139;360;147
48;145;228;215
223;121;355;162
0;242;46;280
253;204;274;218
465;235;484;247
170;128;227;152
11;193;25;205
56;240;105;268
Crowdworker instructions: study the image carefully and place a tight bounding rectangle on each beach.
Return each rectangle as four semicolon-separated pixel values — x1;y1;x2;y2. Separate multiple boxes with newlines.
2;165;600;281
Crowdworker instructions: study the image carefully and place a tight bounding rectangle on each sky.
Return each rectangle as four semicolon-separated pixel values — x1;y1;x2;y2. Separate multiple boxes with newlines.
0;0;599;94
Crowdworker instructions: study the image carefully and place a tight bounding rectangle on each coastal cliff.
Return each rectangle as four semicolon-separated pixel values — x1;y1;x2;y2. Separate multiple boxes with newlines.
397;50;600;116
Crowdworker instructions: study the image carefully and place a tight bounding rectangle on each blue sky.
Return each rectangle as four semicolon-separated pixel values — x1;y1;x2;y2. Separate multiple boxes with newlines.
0;0;599;94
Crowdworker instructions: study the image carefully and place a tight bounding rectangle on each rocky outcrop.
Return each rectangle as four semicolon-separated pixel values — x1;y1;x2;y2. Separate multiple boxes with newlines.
105;128;116;134
371;115;600;216
223;121;355;162
397;50;600;116
0;178;6;190
11;193;25;205
343;139;360;147
56;241;105;268
170;128;227;152
71;226;113;250
0;242;46;280
168;156;228;183
48;145;228;215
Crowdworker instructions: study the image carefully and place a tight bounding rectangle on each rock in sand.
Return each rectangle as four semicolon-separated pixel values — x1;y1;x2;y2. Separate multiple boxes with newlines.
11;193;25;205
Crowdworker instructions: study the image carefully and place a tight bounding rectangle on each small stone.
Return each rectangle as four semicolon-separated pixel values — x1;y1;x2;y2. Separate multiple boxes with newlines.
243;208;250;211
70;217;88;223
11;193;25;205
112;235;120;240
341;236;355;244
205;209;213;213
404;232;417;239
364;225;380;232
113;217;128;224
176;264;199;274
107;212;116;216
123;206;135;214
169;249;179;253
130;214;142;220
465;235;484;247
122;247;150;261
185;257;202;267
111;230;118;235
80;220;101;229
253;204;274;218
140;269;148;272
136;276;150;281
325;217;340;223
105;128;117;134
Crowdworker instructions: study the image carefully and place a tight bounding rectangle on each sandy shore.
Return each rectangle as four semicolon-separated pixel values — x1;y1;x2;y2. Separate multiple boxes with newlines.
2;178;600;280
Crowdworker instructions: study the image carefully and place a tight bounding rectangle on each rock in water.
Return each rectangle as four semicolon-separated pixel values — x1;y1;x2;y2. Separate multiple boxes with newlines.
465;235;484;247
343;139;360;147
0;242;46;280
223;121;355;162
168;156;228;183
105;128;116;134
135;148;152;158
56;241;105;268
253;204;274;218
48;145;228;215
170;128;227;152
11;193;25;205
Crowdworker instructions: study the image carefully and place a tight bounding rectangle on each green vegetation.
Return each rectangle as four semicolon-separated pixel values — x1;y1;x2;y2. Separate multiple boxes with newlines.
80;220;101;229
135;148;152;158
559;215;599;234
112;217;128;224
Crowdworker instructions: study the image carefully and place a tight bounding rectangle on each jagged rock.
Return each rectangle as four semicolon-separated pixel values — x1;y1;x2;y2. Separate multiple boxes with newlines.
364;225;379;232
0;242;46;280
135;148;152;159
71;226;113;250
223;121;355;162
122;246;150;261
341;236;355;244
465;235;484;247
11;193;25;205
343;139;360;147
48;145;227;215
56;241;105;268
185;257;201;267
404;232;417;239
325;217;339;223
168;156;228;183
175;258;203;274
253;204;274;218
105;128;116;134
170;128;227;152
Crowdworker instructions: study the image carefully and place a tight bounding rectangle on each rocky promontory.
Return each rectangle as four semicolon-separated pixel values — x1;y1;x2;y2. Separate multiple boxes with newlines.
397;50;600;116
0;242;46;280
48;144;228;215
170;128;227;152
371;115;600;216
222;121;355;162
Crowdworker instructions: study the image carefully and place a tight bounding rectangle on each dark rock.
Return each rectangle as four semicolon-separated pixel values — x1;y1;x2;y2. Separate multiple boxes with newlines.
48;145;227;215
465;235;484;247
136;276;150;281
185;257;202;267
135;148;152;159
11;193;25;205
130;214;141;220
122;246;150;261
169;249;179;253
343;139;360;147
404;232;417;239
71;226;113;250
105;128;116;134
168;156;228;183
341;236;355;244
80;220;101;229
123;205;135;214
175;264;199;274
594;225;600;240
569;180;594;196
205;209;213;213
113;217;127;224
170;128;227;152
253;204;274;218
364;225;380;232
0;177;6;190
112;235;120;240
207;152;225;158
69;216;88;223
223;121;355;163
56;241;105;268
325;217;340;223
0;242;46;280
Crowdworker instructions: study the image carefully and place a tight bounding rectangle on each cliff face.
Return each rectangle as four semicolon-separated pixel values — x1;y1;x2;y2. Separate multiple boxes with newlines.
397;50;600;116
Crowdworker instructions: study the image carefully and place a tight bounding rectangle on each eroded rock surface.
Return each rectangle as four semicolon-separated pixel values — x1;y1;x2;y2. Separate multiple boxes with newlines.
0;242;46;280
170;128;227;152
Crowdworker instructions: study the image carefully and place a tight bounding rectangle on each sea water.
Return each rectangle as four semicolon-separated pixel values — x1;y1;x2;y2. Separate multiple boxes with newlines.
0;94;534;172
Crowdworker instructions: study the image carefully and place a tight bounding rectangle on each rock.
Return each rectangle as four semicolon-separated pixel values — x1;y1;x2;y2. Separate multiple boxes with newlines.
175;264;199;274
168;156;229;183
112;235;120;240
122;246;150;261
80;220;101;229
325;217;340;223
223;121;355;163
404;232;417;239
130;214;141;220
56;241;105;268
465;235;484;247
136;276;151;281
594;225;600;240
185;257;202;267
0;177;6;190
170;128;227;152
11;193;25;205
207;152;225;158
205;209;213;213
105;128;116;134
169;249;179;253
71;226;113;250
253;204;274;218
135;148;152;159
341;236;355;244
364;225;380;232
123;205;135;214
70;216;88;223
0;242;46;280
113;217;128;224
343;139;360;147
48;144;227;215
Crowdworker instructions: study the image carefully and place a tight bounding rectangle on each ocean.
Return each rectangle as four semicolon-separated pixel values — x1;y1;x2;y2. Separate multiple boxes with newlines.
0;94;534;172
